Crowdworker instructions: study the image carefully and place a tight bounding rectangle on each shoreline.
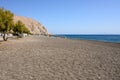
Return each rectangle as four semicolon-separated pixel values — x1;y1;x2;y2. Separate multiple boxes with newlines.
50;35;120;48
1;35;120;49
52;34;120;44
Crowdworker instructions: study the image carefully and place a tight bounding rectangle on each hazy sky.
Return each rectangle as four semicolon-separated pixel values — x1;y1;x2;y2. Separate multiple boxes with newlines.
0;0;120;34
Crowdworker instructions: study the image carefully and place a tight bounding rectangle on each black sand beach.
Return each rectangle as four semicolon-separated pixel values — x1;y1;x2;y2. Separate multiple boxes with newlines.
0;36;120;80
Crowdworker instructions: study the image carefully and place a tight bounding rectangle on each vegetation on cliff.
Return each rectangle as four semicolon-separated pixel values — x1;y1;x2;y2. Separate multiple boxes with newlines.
13;20;30;34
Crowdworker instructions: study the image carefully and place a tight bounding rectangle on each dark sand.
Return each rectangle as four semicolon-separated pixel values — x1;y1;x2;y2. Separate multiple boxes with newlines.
0;36;120;80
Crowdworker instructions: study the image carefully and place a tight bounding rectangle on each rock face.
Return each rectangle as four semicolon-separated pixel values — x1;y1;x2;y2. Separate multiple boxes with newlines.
13;15;49;35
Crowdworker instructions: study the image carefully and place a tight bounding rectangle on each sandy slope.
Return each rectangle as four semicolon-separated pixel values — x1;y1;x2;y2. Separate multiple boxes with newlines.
0;36;120;80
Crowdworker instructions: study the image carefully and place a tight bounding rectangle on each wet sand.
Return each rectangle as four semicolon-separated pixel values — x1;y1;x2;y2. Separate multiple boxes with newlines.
0;36;120;80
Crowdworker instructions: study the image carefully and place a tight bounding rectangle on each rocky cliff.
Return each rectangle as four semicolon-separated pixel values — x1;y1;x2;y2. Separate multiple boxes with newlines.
13;16;49;35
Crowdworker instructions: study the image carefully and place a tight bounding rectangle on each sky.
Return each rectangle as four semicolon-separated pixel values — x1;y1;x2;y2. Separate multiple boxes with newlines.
0;0;120;34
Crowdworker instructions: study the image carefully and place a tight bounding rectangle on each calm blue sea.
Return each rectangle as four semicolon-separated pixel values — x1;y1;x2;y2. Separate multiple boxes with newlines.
55;35;120;43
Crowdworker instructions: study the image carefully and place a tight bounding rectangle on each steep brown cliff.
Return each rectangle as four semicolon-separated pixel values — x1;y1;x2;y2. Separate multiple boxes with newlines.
13;16;49;35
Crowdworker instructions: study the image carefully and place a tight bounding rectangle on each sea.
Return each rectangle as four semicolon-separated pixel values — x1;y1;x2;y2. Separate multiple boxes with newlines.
54;35;120;43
